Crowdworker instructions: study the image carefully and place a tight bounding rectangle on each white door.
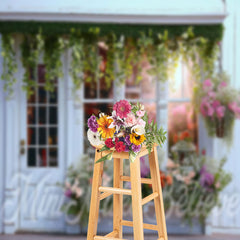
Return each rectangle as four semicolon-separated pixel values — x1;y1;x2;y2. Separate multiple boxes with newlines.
19;64;65;232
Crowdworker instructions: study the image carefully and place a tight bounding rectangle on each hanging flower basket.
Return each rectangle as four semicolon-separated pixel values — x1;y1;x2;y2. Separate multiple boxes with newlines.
194;72;240;144
215;118;225;138
87;100;167;163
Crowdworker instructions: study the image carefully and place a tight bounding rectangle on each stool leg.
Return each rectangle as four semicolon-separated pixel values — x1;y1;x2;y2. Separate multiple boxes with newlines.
87;150;104;240
130;156;144;240
149;147;168;240
113;158;123;238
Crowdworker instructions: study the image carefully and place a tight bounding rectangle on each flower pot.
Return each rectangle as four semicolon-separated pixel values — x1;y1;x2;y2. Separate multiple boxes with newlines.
216;118;224;138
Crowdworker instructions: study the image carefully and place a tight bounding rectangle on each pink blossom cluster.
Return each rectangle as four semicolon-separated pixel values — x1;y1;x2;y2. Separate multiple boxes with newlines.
200;79;240;119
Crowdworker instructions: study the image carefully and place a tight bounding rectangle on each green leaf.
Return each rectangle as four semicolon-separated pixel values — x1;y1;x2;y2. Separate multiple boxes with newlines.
129;151;138;163
95;152;113;164
98;145;110;152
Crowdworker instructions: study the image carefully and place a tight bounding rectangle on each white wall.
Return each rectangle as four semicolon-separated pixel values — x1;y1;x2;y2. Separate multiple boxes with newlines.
205;0;240;235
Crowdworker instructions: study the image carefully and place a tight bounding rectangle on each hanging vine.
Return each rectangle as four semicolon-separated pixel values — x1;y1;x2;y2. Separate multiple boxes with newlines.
43;35;66;92
1;26;221;97
69;29;85;90
1;34;17;97
20;32;44;97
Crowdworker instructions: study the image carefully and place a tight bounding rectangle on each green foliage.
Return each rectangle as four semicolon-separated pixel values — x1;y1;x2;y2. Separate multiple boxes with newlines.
20;32;43;97
43;35;66;92
1;25;221;97
68;29;84;91
1;34;17;97
143;112;167;153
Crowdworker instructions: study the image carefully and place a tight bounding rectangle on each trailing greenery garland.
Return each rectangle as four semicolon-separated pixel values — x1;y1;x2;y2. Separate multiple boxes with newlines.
1;34;17;96
0;23;222;97
21;33;43;97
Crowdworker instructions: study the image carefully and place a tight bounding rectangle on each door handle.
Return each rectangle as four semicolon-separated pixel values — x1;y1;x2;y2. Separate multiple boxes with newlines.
20;139;26;155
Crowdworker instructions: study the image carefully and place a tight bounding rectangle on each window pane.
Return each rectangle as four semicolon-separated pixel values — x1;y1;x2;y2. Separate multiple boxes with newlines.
27;106;36;124
28;127;36;145
168;102;198;151
38;148;47;167
38;127;47;145
49;148;58;167
38;65;46;84
38;107;46;124
27;64;59;168
144;102;157;123
28;148;36;167
27;88;37;103
38;87;47;103
84;81;97;99
49;107;57;124
49;128;58;145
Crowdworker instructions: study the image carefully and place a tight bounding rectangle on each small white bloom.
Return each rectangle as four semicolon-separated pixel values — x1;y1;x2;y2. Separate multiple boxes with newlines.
99;112;105;118
140;104;145;111
75;187;83;198
131;125;145;135
87;129;104;146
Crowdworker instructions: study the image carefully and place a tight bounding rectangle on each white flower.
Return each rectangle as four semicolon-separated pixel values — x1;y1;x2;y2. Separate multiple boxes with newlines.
131;125;145;135
75;187;83;198
87;129;104;146
140;104;145;111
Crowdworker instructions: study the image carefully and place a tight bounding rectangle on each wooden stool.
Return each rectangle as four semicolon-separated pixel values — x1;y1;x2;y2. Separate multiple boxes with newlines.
87;144;168;240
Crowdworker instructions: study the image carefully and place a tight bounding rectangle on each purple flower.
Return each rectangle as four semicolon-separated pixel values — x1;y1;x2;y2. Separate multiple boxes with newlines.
64;189;72;198
124;135;131;146
125;145;130;152
88;115;98;132
132;144;141;153
200;165;214;192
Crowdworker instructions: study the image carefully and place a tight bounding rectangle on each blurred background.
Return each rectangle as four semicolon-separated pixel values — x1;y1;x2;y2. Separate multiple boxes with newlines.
0;0;240;239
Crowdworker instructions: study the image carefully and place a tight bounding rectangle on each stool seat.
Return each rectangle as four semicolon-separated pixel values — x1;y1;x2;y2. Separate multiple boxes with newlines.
87;145;168;240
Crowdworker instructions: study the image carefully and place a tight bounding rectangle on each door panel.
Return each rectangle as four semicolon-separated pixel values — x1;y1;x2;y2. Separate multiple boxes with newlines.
19;64;65;232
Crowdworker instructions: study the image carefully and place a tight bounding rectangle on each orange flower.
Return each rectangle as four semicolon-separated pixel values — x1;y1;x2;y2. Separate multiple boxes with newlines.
97;115;115;139
166;175;173;185
180;131;190;140
173;134;178;143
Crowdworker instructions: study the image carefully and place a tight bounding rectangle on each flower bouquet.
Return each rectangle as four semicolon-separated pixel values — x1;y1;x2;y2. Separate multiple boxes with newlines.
194;73;240;142
87;100;167;163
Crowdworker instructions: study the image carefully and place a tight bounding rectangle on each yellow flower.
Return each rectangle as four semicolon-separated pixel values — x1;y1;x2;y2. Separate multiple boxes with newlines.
97;115;115;139
130;133;146;146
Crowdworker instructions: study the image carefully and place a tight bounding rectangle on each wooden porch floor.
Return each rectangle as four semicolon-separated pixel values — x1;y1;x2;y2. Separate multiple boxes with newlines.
0;234;240;240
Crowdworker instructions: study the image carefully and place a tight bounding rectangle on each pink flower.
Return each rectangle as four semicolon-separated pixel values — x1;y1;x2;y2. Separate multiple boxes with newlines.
228;102;240;119
218;81;227;89
200;100;214;117
216;106;226;119
113;100;131;119
212;100;220;109
136;110;145;117
208;91;216;99
125;113;137;127
228;102;238;113
137;118;146;128
203;79;213;92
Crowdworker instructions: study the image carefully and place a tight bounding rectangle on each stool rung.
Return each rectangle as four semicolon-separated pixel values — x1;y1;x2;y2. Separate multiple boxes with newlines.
142;192;159;205
99;192;113;201
99;186;132;195
121;220;158;231
120;176;152;184
104;230;118;237
94;236;126;240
